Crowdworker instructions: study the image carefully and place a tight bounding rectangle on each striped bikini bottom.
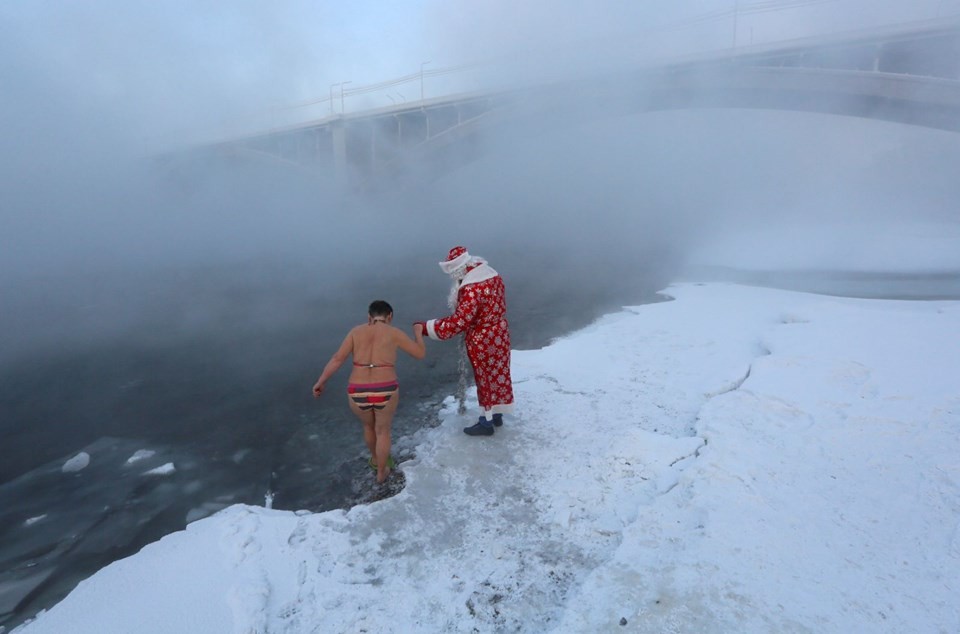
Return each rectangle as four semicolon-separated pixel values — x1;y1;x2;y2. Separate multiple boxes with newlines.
347;380;399;411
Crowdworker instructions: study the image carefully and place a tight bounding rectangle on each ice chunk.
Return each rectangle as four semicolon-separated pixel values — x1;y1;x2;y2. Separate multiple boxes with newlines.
125;449;156;465
22;515;47;527
142;462;176;476
61;452;90;473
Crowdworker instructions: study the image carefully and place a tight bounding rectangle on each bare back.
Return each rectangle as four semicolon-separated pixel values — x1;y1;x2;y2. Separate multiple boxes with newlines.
348;323;406;383
313;308;425;483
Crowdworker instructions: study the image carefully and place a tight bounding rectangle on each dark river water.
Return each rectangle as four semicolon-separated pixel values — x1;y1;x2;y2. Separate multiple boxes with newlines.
0;250;671;630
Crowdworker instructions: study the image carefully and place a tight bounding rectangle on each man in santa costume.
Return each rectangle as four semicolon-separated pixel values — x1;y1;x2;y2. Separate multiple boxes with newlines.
416;246;514;436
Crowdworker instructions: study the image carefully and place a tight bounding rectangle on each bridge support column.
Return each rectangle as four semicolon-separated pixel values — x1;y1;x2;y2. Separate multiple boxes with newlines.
331;119;348;184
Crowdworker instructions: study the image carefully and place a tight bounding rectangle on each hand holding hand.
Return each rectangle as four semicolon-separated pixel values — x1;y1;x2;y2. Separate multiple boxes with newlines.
413;321;427;337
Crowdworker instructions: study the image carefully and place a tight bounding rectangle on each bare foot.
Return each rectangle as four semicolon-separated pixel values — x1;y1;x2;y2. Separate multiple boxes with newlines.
376;467;391;484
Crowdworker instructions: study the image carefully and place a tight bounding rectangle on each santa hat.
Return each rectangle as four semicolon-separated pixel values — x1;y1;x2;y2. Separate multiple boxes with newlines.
439;245;471;274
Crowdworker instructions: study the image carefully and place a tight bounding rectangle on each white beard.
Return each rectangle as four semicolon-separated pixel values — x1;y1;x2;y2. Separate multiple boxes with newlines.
446;259;496;311
447;262;468;310
447;278;461;310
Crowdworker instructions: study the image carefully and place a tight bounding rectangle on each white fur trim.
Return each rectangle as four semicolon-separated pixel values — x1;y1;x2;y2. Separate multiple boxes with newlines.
483;403;514;418
459;263;498;286
426;319;439;340
449;261;496;309
439;251;471;274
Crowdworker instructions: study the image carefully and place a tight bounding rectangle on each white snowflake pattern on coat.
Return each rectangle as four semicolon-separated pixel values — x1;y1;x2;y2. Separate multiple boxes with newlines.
425;266;514;415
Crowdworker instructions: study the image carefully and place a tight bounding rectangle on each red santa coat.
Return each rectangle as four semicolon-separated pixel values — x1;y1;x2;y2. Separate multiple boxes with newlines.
425;263;514;416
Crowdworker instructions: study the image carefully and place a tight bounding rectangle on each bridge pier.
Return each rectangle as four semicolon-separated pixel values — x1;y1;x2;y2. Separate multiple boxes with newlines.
218;94;505;188
331;119;348;184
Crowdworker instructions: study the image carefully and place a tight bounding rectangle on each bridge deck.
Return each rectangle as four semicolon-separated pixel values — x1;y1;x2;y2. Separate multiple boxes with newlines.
208;17;960;187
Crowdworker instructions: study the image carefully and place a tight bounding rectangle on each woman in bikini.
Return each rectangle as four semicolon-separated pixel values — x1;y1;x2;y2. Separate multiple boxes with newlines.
312;300;426;483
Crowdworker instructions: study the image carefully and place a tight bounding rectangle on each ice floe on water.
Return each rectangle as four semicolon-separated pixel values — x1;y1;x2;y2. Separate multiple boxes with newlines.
142;463;176;477
124;449;156;465
60;453;89;474
20;516;46;528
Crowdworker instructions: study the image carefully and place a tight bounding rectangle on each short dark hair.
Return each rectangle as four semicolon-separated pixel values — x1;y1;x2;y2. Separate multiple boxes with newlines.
368;300;393;317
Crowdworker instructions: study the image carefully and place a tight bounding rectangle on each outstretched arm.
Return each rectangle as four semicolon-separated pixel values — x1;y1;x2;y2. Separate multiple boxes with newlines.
426;288;480;340
397;323;426;360
313;331;353;397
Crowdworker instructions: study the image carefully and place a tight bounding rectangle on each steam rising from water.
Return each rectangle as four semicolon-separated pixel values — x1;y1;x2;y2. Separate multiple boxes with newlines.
2;0;960;422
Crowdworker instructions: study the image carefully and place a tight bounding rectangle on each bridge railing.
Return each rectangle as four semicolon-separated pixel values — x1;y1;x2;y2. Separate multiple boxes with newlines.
255;13;960;138
204;10;960;161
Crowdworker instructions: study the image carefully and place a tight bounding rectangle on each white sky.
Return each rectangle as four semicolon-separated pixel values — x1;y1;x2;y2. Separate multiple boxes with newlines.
14;281;960;632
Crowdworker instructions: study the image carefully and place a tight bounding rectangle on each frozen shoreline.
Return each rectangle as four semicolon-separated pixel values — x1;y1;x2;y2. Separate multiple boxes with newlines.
15;282;960;633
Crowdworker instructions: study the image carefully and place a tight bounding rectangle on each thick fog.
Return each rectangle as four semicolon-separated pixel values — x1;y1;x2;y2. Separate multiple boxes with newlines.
424;0;959;82
3;0;960;367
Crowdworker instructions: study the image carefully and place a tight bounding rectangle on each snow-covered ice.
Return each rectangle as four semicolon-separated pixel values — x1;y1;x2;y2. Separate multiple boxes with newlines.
15;283;960;633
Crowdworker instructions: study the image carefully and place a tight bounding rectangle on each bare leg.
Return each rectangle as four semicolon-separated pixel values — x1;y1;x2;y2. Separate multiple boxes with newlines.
348;398;377;464
362;419;377;462
372;391;400;483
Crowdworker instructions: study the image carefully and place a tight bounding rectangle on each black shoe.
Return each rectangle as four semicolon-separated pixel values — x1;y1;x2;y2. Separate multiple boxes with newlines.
463;422;494;436
492;414;504;427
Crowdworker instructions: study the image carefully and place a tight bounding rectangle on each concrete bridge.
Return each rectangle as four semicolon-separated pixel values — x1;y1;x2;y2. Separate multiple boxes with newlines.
210;17;960;187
